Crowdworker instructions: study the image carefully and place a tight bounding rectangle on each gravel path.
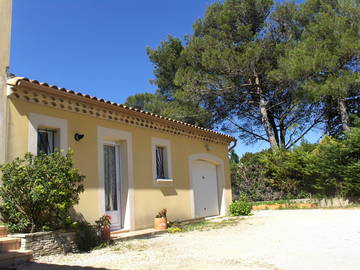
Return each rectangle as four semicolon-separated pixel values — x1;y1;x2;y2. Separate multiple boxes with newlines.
17;209;360;270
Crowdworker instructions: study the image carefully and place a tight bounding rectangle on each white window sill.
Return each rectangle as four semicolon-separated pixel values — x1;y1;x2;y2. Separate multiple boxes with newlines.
156;178;174;183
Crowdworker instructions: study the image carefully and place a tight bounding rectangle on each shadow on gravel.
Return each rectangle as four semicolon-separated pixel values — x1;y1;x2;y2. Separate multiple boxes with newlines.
1;263;109;270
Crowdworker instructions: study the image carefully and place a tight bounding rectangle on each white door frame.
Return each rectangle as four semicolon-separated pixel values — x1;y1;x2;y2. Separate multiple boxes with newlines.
189;153;227;218
103;141;122;229
97;127;134;231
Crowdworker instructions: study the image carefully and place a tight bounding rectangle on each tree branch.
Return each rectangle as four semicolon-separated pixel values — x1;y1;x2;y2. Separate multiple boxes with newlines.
227;118;269;142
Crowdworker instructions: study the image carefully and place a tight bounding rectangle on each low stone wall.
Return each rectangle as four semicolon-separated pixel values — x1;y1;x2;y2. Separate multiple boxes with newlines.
316;197;360;208
252;197;360;210
11;231;77;258
252;202;317;210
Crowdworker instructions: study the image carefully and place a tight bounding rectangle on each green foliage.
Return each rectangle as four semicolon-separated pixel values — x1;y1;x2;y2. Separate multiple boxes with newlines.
124;91;212;128
260;143;317;197
232;122;360;200
229;194;252;216
124;93;165;115
125;36;213;128
0;150;85;233
171;0;323;148
232;151;285;201
137;0;358;147
273;0;360;135
74;221;100;252
95;214;111;229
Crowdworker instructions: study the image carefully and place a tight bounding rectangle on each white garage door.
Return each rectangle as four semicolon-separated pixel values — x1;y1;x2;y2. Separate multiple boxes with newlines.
192;160;219;218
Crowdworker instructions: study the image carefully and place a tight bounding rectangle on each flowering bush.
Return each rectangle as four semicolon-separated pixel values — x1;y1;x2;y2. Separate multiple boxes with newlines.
95;214;111;229
155;209;167;218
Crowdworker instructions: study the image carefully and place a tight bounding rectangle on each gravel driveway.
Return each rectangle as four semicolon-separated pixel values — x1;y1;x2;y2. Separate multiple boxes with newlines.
17;209;360;270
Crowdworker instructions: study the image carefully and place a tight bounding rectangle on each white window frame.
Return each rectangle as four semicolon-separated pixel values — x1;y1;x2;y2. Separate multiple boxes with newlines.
151;137;173;184
28;113;68;154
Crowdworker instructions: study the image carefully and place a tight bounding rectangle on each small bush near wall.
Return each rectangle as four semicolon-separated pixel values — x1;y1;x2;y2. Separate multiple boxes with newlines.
74;221;101;252
229;194;252;216
0;150;85;233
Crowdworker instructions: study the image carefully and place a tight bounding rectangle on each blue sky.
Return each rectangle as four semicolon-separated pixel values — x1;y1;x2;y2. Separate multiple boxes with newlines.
10;0;311;156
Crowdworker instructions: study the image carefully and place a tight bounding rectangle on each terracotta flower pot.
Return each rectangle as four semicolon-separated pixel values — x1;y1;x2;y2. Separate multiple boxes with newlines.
101;226;111;241
154;217;167;230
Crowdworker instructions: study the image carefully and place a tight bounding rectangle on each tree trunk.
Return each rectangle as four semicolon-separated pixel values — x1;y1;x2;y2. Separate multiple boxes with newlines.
268;112;280;147
30;221;35;233
279;118;286;148
254;73;279;149
338;98;350;132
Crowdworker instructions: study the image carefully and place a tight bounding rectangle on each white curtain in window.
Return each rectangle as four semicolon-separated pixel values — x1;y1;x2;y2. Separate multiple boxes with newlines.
156;146;165;179
104;145;118;211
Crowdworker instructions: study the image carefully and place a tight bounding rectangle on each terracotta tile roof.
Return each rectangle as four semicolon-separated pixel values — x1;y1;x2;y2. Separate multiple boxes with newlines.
7;76;236;142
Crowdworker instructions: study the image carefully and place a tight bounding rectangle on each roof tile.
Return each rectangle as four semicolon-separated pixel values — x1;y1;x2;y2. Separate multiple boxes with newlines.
7;76;235;141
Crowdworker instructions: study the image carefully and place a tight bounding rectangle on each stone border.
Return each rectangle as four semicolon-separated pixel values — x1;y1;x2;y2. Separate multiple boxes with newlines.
10;231;77;258
252;197;360;210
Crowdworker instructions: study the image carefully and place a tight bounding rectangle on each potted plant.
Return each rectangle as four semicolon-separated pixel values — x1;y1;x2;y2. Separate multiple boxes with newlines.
154;208;167;230
96;214;112;241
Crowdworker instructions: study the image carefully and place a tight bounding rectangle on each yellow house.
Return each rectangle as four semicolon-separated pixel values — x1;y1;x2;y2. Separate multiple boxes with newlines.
0;77;235;231
0;0;235;231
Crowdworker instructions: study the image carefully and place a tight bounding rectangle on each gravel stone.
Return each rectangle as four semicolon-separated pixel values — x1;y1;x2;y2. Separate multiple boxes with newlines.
16;209;360;270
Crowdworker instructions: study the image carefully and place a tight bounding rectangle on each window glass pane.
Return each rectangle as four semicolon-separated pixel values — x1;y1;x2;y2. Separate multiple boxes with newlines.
156;146;166;179
104;145;118;211
37;129;56;154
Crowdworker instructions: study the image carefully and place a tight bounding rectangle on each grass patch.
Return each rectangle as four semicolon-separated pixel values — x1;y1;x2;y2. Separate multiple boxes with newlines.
111;240;149;252
252;200;299;206
168;218;240;233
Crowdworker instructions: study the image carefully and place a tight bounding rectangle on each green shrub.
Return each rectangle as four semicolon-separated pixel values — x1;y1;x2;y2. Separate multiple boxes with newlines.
232;151;286;201
232;120;360;200
74;221;100;252
0;150;85;233
229;195;252;216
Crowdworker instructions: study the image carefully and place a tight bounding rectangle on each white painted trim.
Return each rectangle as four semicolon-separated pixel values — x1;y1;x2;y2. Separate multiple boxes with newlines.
0;82;8;164
97;126;134;231
151;137;173;185
28;113;68;154
188;153;227;219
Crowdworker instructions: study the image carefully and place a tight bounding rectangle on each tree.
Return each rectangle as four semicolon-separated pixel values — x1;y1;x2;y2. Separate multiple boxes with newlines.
169;0;323;149
273;0;360;135
125;93;165;115
0;150;85;233
124;91;213;127
146;36;184;100
125;36;213;128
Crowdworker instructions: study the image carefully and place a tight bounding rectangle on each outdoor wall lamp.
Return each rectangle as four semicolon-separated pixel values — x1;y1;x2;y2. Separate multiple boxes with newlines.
74;133;85;141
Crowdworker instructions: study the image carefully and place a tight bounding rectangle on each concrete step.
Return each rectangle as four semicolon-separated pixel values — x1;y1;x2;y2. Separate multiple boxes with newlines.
0;226;7;238
110;229;130;236
0;237;21;252
111;228;167;241
0;250;33;267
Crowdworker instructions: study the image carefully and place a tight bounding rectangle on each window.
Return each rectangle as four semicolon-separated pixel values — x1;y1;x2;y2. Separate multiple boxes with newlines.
152;137;173;182
37;128;58;154
156;146;166;179
28;113;67;155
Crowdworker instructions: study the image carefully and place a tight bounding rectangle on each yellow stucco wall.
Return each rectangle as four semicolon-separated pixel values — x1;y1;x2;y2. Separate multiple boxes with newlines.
6;97;232;230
